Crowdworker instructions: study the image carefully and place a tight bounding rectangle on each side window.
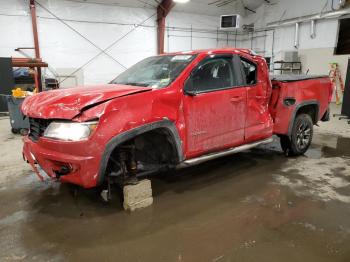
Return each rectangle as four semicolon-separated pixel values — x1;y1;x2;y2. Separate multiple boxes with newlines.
240;58;257;85
187;57;235;93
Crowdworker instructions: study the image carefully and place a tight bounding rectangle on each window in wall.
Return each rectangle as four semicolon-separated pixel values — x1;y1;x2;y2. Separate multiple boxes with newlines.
189;57;235;93
240;57;257;85
335;18;350;55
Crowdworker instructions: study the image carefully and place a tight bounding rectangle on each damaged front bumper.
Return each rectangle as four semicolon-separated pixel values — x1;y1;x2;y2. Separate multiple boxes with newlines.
22;136;102;188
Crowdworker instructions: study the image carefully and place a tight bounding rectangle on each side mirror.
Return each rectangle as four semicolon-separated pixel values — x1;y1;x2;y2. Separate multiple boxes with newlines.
185;89;197;96
184;76;197;96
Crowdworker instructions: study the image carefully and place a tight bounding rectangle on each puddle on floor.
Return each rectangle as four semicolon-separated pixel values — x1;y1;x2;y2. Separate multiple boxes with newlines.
0;133;350;261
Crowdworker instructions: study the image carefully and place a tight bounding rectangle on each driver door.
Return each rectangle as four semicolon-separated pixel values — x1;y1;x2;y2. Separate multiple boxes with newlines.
183;54;247;158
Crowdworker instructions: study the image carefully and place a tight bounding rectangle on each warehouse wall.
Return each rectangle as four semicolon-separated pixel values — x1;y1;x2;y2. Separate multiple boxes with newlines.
165;12;218;52
0;0;156;85
0;0;223;86
299;48;349;77
3;0;347;88
241;0;350;80
165;12;244;52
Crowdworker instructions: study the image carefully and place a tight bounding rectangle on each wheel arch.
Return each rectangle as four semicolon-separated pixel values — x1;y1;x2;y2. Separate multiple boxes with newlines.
288;100;319;136
97;119;183;186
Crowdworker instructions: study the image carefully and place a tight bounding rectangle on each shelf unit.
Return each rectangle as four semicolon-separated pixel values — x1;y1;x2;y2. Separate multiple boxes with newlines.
273;61;302;74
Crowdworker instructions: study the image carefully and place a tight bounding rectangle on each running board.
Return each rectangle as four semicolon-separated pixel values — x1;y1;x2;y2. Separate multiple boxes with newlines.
177;137;273;168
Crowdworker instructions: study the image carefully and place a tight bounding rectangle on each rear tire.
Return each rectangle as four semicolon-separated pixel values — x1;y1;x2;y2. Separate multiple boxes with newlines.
11;128;19;134
280;114;313;156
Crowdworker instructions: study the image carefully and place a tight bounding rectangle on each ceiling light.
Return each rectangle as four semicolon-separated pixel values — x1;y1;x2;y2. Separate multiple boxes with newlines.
173;0;190;3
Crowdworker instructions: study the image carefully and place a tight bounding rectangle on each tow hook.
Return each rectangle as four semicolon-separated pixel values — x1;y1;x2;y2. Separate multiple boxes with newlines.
54;165;71;178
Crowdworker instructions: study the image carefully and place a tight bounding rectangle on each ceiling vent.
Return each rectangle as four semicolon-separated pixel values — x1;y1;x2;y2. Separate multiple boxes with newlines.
220;14;241;29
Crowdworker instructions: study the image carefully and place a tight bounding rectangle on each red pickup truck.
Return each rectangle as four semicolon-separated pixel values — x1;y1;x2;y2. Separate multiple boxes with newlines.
21;48;333;190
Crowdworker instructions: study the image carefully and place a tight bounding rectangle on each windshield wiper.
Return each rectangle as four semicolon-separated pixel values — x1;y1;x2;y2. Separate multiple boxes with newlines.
118;82;150;87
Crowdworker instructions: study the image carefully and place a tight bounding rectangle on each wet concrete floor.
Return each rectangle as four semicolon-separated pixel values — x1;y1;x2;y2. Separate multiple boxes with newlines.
0;114;350;261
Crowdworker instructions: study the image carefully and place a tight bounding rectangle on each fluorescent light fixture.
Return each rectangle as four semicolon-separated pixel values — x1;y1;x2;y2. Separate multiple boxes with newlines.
173;0;190;3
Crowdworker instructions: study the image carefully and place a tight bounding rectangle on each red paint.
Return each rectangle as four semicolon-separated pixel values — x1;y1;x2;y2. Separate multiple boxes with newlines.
21;49;332;188
183;86;247;158
269;78;332;135
22;84;152;120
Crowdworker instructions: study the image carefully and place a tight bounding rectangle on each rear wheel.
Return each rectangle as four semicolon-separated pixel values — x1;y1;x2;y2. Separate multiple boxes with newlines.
11;128;19;134
280;113;313;156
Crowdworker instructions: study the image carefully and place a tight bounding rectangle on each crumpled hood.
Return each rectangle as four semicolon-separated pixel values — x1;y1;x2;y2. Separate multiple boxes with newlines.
22;84;152;119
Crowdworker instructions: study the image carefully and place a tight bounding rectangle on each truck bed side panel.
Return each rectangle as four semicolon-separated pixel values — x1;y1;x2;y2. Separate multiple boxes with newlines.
269;77;332;135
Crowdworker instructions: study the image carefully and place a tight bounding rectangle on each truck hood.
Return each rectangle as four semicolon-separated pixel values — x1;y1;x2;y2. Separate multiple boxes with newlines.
22;84;152;119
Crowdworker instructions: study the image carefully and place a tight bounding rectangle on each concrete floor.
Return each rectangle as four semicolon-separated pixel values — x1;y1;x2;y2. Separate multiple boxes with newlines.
0;103;350;262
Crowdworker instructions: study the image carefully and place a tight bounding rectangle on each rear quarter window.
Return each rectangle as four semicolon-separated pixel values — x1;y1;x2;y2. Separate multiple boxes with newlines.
240;57;257;85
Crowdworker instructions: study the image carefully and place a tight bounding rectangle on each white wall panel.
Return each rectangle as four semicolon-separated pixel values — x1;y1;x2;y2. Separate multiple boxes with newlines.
0;0;231;85
0;0;157;85
165;12;220;53
7;0;343;85
239;0;349;78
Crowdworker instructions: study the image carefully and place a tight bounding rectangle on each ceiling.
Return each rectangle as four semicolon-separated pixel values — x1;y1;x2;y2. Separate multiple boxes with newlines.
71;0;267;16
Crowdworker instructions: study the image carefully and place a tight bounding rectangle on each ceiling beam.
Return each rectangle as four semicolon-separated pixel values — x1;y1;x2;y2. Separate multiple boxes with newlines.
157;0;175;54
29;0;43;91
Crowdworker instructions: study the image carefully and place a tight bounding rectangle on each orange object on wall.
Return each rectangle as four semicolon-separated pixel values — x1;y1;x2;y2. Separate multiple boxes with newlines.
329;63;344;105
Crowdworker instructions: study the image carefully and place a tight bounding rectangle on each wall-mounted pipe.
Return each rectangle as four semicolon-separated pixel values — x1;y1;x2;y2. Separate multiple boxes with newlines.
294;22;299;49
266;8;350;28
310;19;316;38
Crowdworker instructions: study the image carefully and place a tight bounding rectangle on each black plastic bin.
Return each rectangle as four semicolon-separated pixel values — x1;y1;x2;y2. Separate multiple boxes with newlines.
6;96;29;135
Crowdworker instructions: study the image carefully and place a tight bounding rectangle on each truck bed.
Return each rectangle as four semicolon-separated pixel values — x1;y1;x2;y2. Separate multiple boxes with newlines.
269;75;332;135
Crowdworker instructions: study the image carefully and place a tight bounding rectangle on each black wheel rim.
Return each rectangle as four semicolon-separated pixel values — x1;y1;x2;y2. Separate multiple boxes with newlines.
296;122;311;150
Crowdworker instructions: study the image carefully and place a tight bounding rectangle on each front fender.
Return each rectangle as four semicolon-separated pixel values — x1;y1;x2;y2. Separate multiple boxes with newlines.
97;119;183;186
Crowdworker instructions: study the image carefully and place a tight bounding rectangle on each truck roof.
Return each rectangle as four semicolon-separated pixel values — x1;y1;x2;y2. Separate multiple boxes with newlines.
164;48;257;57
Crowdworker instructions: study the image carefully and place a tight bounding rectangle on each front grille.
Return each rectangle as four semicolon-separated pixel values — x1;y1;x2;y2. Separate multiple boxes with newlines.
29;118;51;142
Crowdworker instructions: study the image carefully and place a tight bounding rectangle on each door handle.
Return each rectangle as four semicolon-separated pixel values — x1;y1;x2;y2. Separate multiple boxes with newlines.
230;96;243;103
255;96;265;99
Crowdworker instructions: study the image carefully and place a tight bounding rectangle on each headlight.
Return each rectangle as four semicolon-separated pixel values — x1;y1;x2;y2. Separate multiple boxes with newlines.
43;121;98;141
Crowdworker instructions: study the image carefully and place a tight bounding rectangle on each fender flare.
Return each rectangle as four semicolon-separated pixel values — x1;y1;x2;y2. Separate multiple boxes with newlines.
288;100;320;136
97;119;183;185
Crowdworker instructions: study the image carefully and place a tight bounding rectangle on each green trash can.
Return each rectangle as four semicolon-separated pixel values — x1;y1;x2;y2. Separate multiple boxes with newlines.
6;96;29;135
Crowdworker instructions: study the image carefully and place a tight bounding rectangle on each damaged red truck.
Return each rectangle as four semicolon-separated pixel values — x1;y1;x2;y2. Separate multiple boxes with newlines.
22;48;333;190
